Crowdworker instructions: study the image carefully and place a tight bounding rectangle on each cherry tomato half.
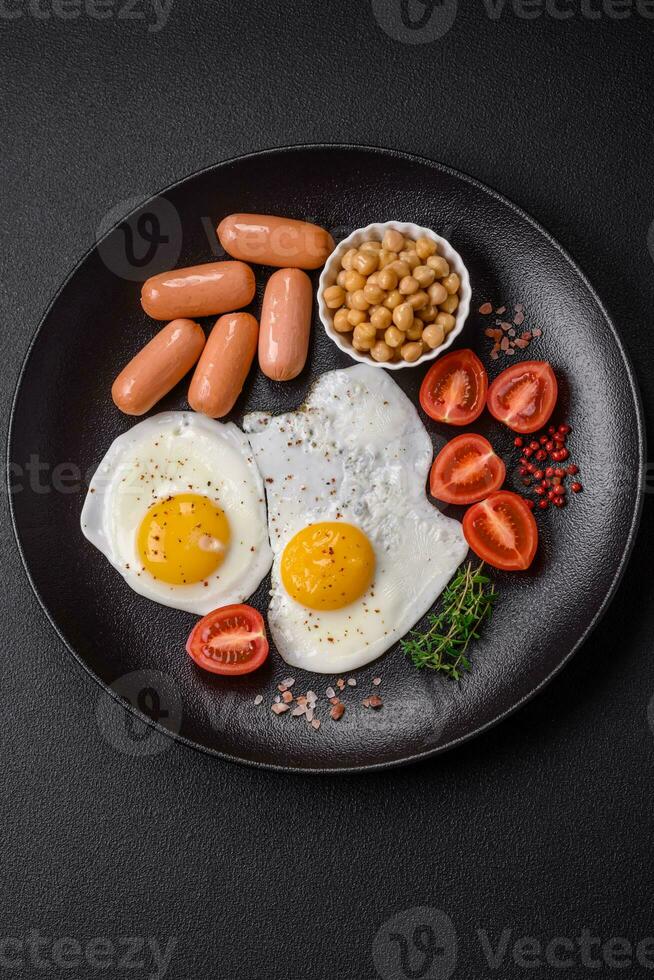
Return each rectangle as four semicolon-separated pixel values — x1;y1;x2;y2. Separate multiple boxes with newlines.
487;361;558;434
430;434;506;505
186;604;269;676
463;491;538;571
419;349;488;426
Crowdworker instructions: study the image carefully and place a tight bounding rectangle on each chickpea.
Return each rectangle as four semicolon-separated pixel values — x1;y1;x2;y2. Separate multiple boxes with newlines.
385;326;406;348
384;289;403;310
436;312;456;333
406;319;424;341
390;259;411;279
353;334;374;353
324;285;346;309
342;270;365;292
442;273;461;296
417;304;437;322
341;248;358;271
371;306;392;332
337;270;348;288
401;341;424;363
422;323;445;349
364;282;386;305
428;282;449;306
367;271;381;287
378;267;399;291
370;340;394;363
360;240;382;253
414;265;436;288
409;290;430;311
378;249;398;269
416;236;437;260
440;293;459;314
403;239;416;250
333;308;351;333
347;308;367;327
393;302;414;332
427;255;450;278
351;289;370;311
399;250;420;270
382;228;405;253
353;250;379;276
399;275;420;296
353;324;376;349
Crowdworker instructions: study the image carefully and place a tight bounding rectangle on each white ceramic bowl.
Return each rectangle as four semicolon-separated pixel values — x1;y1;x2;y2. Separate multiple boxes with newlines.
317;221;471;371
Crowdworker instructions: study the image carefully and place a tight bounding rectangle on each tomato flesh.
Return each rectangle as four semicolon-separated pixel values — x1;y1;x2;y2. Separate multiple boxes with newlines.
186;604;269;676
487;361;558;434
420;349;488;426
430;434;506;505
463;491;538;571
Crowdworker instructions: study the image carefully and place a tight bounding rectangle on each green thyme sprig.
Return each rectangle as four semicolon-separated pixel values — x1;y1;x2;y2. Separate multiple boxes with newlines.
401;562;496;680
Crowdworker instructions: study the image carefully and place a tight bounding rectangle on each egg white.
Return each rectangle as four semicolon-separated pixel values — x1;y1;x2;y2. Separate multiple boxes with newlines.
81;412;272;614
243;365;468;674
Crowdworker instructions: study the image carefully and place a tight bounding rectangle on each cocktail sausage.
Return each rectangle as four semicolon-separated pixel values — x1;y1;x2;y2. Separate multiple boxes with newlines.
258;268;312;381
141;261;255;320
217;214;334;270
188;313;259;419
112;319;205;416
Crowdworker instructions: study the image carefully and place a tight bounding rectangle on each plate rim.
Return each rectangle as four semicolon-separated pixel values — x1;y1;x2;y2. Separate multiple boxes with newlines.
7;142;647;774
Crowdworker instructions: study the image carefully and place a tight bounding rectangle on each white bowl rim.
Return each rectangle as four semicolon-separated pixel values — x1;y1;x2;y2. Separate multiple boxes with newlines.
317;220;472;371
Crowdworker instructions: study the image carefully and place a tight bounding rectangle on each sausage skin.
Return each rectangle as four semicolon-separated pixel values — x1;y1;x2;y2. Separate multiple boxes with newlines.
141;261;255;320
112;319;205;416
188;312;259;419
258;268;313;381
217;214;334;270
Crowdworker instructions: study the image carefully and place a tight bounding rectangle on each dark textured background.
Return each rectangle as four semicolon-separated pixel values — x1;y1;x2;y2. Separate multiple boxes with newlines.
1;2;653;978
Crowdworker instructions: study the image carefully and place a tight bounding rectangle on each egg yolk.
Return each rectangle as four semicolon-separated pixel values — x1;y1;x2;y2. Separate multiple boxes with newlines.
281;522;375;611
137;493;230;586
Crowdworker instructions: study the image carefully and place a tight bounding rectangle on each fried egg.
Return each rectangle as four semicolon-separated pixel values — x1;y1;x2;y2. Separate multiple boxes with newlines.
81;412;272;614
243;364;468;673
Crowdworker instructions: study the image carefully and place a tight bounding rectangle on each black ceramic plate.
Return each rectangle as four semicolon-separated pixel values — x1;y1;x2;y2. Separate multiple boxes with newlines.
8;146;644;773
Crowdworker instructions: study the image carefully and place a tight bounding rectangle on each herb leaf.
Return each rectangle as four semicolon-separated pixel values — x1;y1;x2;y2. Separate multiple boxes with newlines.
401;562;496;680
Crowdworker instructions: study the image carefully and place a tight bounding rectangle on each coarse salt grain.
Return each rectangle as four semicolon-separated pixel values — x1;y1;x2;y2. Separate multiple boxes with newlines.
271;703;289;715
330;702;345;721
254;695;264;706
